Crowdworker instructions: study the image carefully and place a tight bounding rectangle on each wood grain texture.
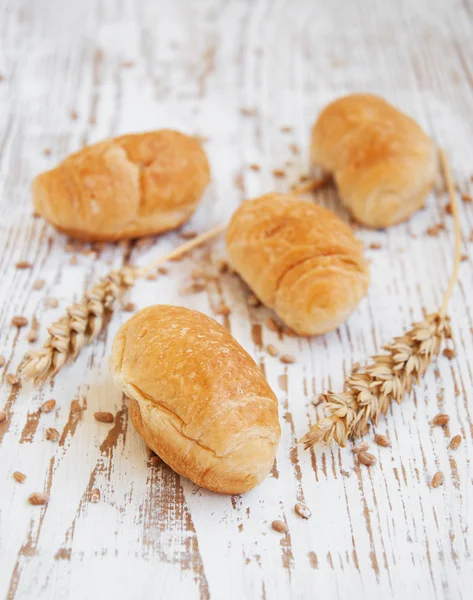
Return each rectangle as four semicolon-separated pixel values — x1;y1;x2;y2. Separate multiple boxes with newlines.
1;0;473;598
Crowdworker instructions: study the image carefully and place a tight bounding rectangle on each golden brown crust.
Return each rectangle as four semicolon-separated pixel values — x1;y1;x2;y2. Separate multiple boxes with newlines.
33;130;211;241
226;194;369;335
311;94;437;228
109;305;280;495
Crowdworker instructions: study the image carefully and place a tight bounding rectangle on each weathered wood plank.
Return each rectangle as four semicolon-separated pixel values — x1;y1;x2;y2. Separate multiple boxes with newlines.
1;0;472;599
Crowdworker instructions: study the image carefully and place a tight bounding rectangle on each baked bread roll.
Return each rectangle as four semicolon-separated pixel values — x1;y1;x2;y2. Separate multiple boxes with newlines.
226;194;369;335
33;130;210;241
311;94;437;228
109;305;280;494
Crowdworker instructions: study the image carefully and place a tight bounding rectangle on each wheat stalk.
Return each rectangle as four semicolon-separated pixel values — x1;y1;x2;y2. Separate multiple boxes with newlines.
20;268;136;385
300;148;462;449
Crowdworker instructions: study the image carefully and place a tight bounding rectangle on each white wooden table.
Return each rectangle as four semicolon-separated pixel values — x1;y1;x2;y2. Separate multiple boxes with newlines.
1;1;472;598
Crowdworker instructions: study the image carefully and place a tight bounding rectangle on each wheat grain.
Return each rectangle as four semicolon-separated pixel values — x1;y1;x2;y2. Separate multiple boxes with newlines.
300;149;461;450
20;268;135;385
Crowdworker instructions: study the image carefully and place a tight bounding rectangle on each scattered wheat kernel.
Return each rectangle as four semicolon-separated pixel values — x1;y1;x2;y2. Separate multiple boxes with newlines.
443;348;456;359
271;520;288;533
0;410;6;423
431;472;444;488
273;169;286;178
280;354;295;365
352;441;369;454
266;344;279;357
45;427;60;442
45;298;59;308
32;279;45;290
94;412;114;424
90;488;101;503
294;503;312;519
266;317;279;332
69;255;78;265
216;302;231;316
123;302;136;312
369;242;382;250
180;231;198;240
16;261;32;269
13;471;26;483
358;451;376;467
158;267;169;275
41;399;56;413
449;435;462;450
247;294;260;307
432;413;450;427
27;330;38;343
249;163;260;171
374;433;391;447
28;492;49;506
146;272;157;281
7;374;19;385
461;193;472;203
0;355;5;368
12;316;28;328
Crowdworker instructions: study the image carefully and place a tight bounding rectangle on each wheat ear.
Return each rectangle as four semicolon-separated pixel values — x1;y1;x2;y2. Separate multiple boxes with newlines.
300;149;461;449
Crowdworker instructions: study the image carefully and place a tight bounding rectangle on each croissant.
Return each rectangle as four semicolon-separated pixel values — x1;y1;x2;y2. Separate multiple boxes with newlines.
109;305;281;494
33;130;210;241
226;193;370;335
311;93;437;228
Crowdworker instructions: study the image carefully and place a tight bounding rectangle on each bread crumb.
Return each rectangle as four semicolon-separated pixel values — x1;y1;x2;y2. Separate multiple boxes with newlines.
0;355;5;368
289;143;300;156
158;267;169;275
146;272;157;281
70;110;79;120
461;254;468;262
69;256;78;266
90;488;101;503
249;163;260;171
43;148;52;156
369;242;382;250
425;224;445;237
273;169;286;178
445;202;453;215
461;193;472;203
281;126;293;133
123;302;136;312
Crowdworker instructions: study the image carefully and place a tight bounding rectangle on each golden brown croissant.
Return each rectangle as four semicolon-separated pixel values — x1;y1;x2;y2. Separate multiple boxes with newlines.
311;93;437;228
109;305;280;494
226;193;369;335
33;130;210;241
